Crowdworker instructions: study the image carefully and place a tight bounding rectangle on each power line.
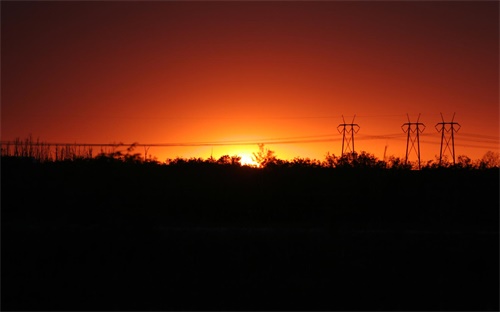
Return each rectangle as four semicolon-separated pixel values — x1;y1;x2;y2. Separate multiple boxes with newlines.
0;137;343;148
3;129;498;148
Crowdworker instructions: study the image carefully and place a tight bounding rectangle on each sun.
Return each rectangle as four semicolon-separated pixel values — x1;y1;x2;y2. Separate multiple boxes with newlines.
239;153;259;167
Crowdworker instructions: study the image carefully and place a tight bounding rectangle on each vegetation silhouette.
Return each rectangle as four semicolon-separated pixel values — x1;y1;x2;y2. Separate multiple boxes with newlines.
2;136;499;169
1;140;499;311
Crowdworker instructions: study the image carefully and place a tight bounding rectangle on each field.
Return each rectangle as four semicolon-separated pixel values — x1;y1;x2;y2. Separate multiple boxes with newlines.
2;157;499;311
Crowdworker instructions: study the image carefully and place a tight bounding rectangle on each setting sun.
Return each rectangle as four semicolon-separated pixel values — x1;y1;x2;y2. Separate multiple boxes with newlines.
239;153;259;167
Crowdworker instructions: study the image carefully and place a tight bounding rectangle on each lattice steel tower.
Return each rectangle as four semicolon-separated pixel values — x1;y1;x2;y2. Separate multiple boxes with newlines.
435;112;461;165
402;113;425;169
337;115;360;156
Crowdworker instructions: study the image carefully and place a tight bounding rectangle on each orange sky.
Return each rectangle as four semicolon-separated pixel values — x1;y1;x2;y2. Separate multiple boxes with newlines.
2;1;499;163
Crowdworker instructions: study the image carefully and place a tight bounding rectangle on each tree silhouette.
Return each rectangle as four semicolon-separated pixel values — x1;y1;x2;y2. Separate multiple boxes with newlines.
252;144;278;167
480;151;500;169
216;155;241;166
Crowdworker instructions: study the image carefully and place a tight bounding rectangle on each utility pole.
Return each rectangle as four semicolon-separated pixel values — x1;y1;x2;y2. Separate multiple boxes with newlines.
337;115;360;157
402;113;425;169
435;112;461;165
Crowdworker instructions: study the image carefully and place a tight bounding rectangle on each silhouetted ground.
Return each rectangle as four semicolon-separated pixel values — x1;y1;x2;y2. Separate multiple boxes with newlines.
2;157;499;311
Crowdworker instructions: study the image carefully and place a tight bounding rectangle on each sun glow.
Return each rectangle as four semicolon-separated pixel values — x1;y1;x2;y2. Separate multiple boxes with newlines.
239;153;259;167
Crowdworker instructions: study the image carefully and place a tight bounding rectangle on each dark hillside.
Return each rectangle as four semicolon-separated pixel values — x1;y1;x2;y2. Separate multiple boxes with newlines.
2;157;499;310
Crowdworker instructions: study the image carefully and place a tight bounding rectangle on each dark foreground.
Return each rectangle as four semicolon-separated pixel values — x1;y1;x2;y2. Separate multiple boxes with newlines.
2;158;499;311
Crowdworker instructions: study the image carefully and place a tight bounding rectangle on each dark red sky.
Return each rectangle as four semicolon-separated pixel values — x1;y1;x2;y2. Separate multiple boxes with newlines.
2;1;498;163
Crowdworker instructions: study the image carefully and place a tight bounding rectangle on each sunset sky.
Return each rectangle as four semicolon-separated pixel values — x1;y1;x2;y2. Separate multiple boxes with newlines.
2;1;499;163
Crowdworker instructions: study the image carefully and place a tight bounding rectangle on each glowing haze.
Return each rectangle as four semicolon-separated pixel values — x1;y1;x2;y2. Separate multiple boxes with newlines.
2;1;498;163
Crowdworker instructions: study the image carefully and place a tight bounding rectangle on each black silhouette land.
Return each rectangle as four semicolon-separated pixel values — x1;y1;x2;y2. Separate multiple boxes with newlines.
1;142;499;311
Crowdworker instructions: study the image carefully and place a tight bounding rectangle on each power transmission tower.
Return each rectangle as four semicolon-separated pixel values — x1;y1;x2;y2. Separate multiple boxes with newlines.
401;113;425;169
337;115;360;157
435;112;461;165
